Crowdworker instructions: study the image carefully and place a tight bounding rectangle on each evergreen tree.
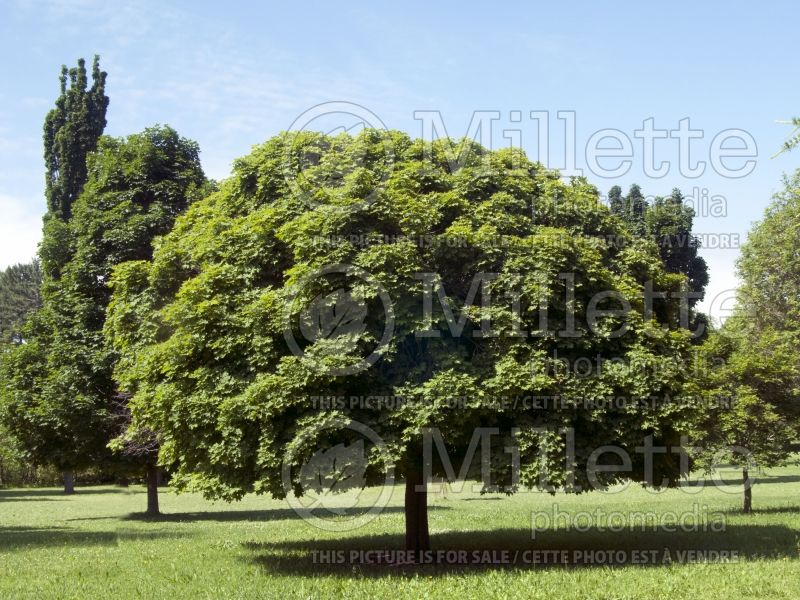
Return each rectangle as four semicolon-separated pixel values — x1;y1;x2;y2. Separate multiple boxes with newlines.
609;184;709;309
646;188;709;305
607;184;624;215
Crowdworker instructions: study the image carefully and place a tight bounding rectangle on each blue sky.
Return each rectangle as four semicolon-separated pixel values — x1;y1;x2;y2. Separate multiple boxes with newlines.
0;0;798;319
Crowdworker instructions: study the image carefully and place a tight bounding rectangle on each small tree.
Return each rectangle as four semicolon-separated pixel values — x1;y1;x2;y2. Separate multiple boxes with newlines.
693;321;798;512
0;261;42;345
693;170;800;511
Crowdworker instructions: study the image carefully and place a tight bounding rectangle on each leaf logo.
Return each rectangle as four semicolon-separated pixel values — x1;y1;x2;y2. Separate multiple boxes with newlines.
281;417;396;531
299;288;368;342
282;102;394;212
283;263;395;376
298;441;369;514
325;122;367;137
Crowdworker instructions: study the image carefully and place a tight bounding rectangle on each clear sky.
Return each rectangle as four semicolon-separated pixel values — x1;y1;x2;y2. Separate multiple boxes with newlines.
1;0;798;320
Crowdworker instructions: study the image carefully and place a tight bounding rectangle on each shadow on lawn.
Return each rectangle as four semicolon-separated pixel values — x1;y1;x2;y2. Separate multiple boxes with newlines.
0;526;188;551
122;505;448;523
243;523;799;577
687;475;800;487
0;488;129;502
754;475;800;485
724;505;800;515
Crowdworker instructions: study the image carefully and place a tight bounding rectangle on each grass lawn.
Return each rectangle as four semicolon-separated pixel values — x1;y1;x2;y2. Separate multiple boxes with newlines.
1;465;799;599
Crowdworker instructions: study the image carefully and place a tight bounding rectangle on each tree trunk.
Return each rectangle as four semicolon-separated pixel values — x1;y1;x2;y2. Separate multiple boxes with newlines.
63;471;75;495
743;468;752;513
116;476;130;487
146;466;160;515
404;470;430;555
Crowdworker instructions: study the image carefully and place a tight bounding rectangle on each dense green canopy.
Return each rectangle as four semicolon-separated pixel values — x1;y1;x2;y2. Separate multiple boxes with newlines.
732;168;800;429
1;126;207;475
107;130;697;509
738;169;800;333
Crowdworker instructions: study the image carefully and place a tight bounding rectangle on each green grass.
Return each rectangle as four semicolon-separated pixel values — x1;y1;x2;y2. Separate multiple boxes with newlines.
1;466;799;599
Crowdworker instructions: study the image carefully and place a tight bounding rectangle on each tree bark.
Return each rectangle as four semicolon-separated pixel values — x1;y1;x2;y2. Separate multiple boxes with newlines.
63;471;75;495
146;466;160;515
743;468;752;513
404;470;430;555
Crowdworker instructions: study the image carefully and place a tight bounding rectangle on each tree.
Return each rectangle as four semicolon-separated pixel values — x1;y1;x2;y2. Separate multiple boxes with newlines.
691;320;799;512
692;169;800;511
645;188;709;307
610;185;709;312
0;260;45;489
43;56;108;220
0;261;42;344
607;185;624;215
736;169;800;427
737;169;800;333
1;126;208;505
107;131;698;552
0;56;108;494
610;183;647;236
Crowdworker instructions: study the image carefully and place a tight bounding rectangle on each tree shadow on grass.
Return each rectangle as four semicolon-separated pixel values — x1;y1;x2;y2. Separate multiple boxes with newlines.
687;475;800;487
0;496;66;502
754;475;800;485
242;523;798;577
0;525;192;551
724;505;800;516
121;505;447;523
0;526;117;551
0;488;129;502
462;497;503;501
